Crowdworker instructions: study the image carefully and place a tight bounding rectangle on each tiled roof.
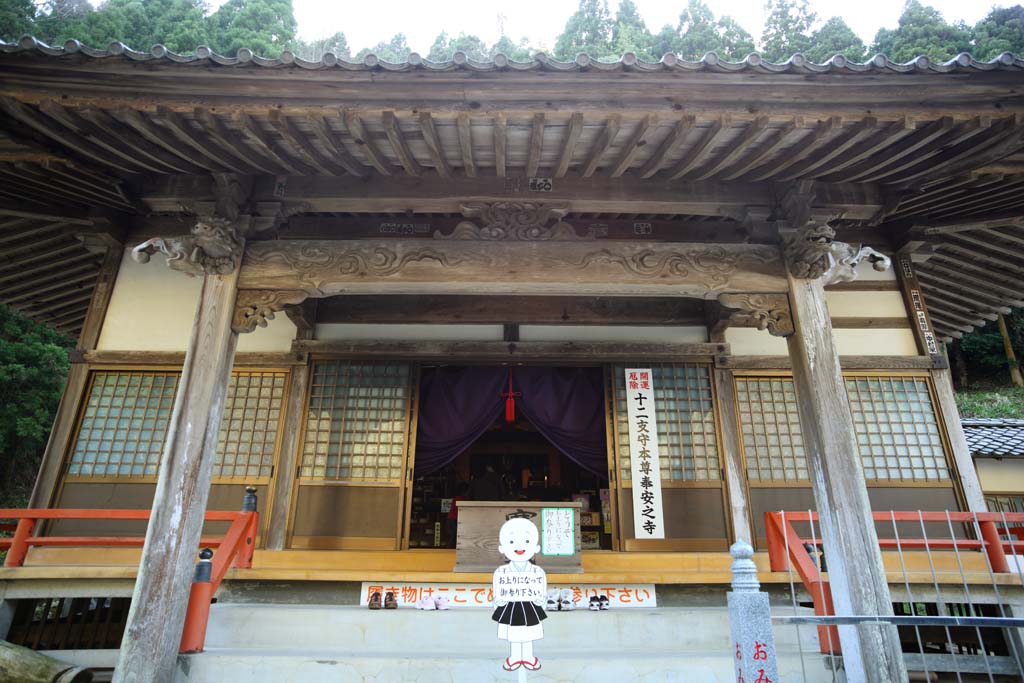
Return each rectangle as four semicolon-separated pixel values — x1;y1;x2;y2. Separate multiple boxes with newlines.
963;419;1024;458
1;36;1022;74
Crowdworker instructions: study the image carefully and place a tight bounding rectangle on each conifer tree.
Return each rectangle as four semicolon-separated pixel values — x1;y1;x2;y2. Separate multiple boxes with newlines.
972;5;1024;60
760;0;817;61
870;0;971;63
806;16;867;62
553;0;614;60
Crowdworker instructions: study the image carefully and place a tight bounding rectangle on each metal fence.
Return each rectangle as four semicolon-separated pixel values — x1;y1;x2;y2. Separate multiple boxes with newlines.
764;510;1024;682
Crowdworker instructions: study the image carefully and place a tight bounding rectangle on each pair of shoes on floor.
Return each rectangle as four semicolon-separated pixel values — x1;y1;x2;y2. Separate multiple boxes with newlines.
368;591;398;610
502;657;541;671
546;588;576;611
414;595;450;610
587;595;610;611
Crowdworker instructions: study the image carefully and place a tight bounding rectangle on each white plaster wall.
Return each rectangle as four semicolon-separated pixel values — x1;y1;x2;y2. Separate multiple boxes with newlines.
976;459;1024;494
825;291;907;318
518;325;707;343
725;326;918;356
97;249;296;352
315;324;504;341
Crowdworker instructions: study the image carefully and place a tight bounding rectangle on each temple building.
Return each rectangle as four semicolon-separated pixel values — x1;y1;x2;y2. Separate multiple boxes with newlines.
1;37;1023;681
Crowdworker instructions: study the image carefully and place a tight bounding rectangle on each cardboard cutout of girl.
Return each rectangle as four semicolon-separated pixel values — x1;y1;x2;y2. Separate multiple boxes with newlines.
492;516;547;672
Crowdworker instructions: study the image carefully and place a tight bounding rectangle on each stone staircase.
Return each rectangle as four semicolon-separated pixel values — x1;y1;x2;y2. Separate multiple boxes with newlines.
172;603;842;682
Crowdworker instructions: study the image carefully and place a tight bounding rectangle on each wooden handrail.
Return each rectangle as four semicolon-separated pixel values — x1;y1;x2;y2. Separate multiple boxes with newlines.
765;510;1024;655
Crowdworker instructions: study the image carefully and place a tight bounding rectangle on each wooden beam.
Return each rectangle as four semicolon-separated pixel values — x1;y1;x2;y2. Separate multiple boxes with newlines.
694;117;766;181
525;113;545;177
639;116;694;179
418;112;451;178
609;114;656;178
580;115;621;178
304;114;368;178
978;227;1024;249
145;175;885;219
116;266;242;682
78;105;205;174
2;266;98;304
343;110;392;176
0;96;145;174
0;252;97;285
925;303;986;327
191;108;280;176
492;113;506;179
269;110;343;175
153;107;247;173
265;362;309;550
747;117;842;181
920;291;998;320
939;240;1024;275
716;355;942;370
554;112;583;178
294;339;725;360
235;112;307;175
778;117;876;180
239;239;787;297
874;115;996;183
116;107;220;172
828;117;954;182
927;253;1023;294
4;163;128;210
0;220;63;246
931;368;987;510
456;113;476;178
785;274;907;683
315;295;706;325
667;117;728;180
381;111;422;177
916;270;1024;309
810;117;915;179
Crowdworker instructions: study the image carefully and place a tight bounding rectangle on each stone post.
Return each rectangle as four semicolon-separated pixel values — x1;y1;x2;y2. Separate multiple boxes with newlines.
728;540;779;683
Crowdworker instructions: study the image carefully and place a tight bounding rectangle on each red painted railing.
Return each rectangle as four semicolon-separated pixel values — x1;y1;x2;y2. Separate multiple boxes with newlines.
765;510;1024;655
0;500;258;654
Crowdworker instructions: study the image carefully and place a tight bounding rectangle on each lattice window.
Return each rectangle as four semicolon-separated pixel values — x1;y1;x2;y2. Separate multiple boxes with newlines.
300;362;411;482
847;376;949;482
68;371;179;477
735;374;950;483
612;364;719;482
986;495;1024;514
735;377;807;482
69;369;286;479
213;371;287;479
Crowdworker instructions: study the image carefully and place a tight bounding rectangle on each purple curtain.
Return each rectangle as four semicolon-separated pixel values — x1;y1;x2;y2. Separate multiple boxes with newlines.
514;367;608;476
415;366;505;474
415;366;608;477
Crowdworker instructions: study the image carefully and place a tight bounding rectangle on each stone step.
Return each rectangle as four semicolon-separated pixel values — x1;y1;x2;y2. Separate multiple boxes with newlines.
203;604;820;654
173;649;843;683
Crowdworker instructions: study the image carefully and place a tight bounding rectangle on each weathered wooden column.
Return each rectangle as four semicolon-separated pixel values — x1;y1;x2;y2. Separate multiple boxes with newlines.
782;223;907;683
114;215;246;683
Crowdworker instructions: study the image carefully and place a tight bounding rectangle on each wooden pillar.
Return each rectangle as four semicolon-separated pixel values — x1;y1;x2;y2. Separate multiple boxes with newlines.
30;236;122;508
114;220;245;683
783;225;907;683
714;368;752;544
265;360;309;550
931;368;987;511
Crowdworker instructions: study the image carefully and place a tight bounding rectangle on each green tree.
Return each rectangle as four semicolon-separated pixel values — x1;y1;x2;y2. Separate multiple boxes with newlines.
0;305;72;508
209;0;296;58
610;0;654;59
960;312;1024;377
664;0;756;61
760;0;817;61
0;0;36;42
354;33;411;62
806;16;867;62
972;5;1024;61
870;0;972;63
32;0;92;46
489;34;534;61
553;0;613;60
294;31;349;61
427;31;489;61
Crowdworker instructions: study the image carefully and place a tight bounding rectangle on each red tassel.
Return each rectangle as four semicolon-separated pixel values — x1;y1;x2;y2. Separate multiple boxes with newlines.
501;369;520;423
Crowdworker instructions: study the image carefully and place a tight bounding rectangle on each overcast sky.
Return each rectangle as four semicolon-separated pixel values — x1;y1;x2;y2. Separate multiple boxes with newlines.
292;0;1005;54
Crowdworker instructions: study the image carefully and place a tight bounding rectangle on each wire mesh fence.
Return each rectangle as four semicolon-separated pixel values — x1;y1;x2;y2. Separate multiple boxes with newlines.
766;509;1024;682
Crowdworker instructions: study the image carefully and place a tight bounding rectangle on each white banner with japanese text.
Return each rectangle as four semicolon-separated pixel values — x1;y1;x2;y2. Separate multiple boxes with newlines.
359;582;657;608
624;368;665;539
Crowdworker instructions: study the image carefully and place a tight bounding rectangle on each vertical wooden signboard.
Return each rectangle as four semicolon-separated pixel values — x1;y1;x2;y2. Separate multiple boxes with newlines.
624;368;665;539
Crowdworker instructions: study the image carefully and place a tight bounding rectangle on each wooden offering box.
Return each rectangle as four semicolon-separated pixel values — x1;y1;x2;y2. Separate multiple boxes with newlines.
455;501;583;573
